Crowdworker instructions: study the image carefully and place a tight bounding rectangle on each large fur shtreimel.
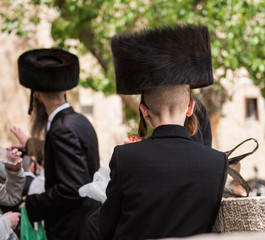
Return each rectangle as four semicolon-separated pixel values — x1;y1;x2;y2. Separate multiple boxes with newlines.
111;24;214;95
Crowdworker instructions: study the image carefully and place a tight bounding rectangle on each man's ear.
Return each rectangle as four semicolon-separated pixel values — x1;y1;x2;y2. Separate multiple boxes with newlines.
139;103;150;120
186;99;195;117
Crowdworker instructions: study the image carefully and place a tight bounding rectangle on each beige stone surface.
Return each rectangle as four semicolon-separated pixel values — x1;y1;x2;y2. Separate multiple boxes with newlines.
0;32;31;147
0;6;54;147
213;197;265;233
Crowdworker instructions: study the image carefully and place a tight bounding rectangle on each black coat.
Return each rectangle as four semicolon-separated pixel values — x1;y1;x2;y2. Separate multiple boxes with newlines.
100;125;228;240
22;174;35;197
26;107;101;240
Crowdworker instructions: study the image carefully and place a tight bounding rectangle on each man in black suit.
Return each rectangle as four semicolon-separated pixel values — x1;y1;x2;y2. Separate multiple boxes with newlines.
17;49;101;240
99;25;228;239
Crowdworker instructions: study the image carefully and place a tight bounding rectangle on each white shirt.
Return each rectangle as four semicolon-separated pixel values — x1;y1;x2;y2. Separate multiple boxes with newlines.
24;172;36;179
47;102;70;131
28;170;45;195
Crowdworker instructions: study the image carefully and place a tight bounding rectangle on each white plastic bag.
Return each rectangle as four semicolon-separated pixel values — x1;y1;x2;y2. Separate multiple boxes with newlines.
79;165;110;203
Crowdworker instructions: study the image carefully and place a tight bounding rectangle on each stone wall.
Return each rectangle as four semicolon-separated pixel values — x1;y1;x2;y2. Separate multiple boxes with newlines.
0;32;31;146
79;88;127;164
213;71;265;180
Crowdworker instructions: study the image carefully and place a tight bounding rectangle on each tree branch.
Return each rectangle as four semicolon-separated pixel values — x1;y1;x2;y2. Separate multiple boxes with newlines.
79;28;109;74
54;0;66;8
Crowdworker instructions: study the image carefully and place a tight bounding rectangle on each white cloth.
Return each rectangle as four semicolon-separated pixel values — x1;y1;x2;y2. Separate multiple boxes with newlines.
24;172;36;179
47;103;70;131
0;215;13;240
79;165;110;203
28;170;45;195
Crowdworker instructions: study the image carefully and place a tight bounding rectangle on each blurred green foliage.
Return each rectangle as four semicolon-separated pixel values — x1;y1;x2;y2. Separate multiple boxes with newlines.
0;0;264;97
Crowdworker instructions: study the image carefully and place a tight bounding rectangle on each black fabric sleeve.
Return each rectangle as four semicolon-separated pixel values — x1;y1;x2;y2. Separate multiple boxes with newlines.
26;127;91;221
99;147;122;240
208;152;228;230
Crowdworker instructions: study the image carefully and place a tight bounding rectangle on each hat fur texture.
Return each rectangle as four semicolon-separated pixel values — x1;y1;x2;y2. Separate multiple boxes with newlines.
111;24;214;94
18;48;79;92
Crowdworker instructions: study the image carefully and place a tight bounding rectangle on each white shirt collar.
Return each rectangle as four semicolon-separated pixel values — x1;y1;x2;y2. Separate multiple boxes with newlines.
25;172;36;179
47;103;70;131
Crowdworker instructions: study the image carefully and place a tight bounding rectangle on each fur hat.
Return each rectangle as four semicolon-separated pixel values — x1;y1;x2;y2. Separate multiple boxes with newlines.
18;48;79;92
111;24;214;94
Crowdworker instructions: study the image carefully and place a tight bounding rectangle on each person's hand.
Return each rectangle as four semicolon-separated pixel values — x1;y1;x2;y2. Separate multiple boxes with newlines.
3;148;22;171
19;196;26;210
36;163;44;172
10;126;28;150
124;136;142;144
3;212;21;230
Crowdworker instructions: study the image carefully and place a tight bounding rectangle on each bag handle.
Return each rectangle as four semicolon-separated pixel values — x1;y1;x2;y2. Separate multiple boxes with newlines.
224;138;259;164
223;168;251;198
223;138;259;198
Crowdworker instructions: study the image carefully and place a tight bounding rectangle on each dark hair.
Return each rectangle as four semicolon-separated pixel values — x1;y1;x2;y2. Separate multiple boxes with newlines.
30;96;48;138
138;94;148;138
186;93;199;136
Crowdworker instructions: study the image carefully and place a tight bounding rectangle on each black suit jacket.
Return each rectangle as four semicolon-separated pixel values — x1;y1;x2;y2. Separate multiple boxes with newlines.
26;107;101;240
22;174;35;197
100;125;228;240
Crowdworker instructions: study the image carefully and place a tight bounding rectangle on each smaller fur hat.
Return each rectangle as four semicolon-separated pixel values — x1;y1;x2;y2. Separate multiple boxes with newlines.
111;24;214;94
18;48;79;92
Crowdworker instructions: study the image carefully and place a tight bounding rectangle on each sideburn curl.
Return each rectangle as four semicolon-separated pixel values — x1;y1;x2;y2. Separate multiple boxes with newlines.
138;94;148;138
185;94;199;136
30;96;48;139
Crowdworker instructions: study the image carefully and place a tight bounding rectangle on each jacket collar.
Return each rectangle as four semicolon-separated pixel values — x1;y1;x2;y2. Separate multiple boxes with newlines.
149;124;192;141
49;107;74;130
47;103;71;131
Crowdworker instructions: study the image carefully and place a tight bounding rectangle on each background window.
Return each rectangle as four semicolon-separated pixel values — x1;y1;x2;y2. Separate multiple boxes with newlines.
245;98;258;121
81;105;93;115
